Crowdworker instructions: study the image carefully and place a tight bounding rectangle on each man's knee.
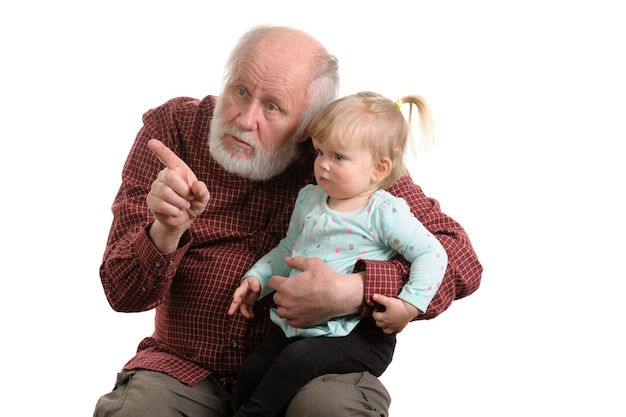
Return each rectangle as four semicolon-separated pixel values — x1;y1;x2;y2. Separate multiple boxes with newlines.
93;370;233;417
286;372;390;417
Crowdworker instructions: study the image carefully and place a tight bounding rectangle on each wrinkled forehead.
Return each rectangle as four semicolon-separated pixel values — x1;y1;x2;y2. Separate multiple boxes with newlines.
236;42;313;80
230;47;313;107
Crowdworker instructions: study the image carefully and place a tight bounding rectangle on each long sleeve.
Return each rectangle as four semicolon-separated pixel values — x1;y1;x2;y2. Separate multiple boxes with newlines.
100;98;198;312
357;175;483;320
370;193;448;314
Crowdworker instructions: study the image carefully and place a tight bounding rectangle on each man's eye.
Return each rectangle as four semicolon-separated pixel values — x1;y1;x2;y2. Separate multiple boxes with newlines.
237;88;247;97
267;103;278;112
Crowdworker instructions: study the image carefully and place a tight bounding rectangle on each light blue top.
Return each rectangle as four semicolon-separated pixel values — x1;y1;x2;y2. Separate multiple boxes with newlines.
245;184;448;338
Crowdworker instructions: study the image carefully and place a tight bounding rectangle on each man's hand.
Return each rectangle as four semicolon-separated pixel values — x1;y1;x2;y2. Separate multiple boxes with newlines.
146;139;210;252
269;256;365;328
371;293;419;334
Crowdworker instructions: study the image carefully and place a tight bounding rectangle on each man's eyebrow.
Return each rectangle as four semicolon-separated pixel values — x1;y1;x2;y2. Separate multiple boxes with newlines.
231;74;288;103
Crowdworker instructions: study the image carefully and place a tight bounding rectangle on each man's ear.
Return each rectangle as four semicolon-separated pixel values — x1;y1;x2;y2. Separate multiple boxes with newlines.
371;157;392;183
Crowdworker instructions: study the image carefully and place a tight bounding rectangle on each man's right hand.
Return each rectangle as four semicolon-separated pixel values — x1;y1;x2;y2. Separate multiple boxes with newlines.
146;139;210;253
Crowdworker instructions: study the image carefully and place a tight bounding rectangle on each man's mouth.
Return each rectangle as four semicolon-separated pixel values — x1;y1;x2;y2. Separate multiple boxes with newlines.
227;134;252;149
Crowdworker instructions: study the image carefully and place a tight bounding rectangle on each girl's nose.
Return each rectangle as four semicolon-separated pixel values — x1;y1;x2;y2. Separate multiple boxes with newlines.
318;157;330;170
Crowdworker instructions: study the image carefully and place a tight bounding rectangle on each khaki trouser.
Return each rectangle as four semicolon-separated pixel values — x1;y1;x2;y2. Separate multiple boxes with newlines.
93;369;390;417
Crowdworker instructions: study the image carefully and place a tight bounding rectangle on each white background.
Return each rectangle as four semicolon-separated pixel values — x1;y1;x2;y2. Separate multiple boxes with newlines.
1;1;624;415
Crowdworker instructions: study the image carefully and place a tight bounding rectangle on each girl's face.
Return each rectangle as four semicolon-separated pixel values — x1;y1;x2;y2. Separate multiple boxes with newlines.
312;133;380;202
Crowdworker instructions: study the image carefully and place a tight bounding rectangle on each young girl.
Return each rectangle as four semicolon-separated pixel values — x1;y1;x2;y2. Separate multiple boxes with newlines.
228;91;448;417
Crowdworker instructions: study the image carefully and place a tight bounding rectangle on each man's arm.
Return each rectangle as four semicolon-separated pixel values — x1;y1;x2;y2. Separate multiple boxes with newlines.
100;100;210;312
360;176;483;320
270;175;482;325
270;257;365;328
145;138;210;253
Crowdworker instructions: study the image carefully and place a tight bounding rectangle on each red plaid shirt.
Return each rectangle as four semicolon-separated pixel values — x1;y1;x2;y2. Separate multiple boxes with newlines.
100;95;483;386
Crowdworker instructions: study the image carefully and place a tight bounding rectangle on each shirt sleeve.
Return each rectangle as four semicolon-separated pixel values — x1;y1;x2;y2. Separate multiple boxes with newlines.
100;98;197;312
375;196;448;314
355;176;483;320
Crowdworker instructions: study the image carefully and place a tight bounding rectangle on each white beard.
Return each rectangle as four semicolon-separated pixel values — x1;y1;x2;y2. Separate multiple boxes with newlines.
208;100;301;181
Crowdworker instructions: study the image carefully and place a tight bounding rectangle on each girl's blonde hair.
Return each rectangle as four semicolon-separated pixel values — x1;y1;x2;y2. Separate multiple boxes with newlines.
306;91;435;189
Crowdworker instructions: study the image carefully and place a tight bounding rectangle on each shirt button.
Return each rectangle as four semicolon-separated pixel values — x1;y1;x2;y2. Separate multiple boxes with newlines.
154;261;162;268
230;339;239;348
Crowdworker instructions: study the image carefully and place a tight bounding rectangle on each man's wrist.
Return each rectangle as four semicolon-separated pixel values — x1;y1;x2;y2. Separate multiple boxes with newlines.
148;221;188;253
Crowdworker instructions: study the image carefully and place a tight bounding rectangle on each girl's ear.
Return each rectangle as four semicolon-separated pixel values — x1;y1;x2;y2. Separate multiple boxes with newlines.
371;157;392;183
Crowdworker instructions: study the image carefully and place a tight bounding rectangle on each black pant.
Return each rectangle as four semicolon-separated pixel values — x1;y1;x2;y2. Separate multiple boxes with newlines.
234;316;396;417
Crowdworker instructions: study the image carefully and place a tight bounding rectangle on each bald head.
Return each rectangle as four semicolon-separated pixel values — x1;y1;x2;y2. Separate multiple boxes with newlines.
223;25;339;135
245;26;324;54
227;26;325;73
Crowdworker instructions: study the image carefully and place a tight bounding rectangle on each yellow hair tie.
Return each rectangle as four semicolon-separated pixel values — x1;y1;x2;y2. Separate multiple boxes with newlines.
394;98;403;109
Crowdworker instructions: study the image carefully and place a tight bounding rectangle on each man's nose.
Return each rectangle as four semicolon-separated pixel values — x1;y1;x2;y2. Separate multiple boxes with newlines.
236;102;262;130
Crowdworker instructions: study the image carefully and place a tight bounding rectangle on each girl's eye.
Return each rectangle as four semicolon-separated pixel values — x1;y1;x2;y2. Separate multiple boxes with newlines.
334;154;344;161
